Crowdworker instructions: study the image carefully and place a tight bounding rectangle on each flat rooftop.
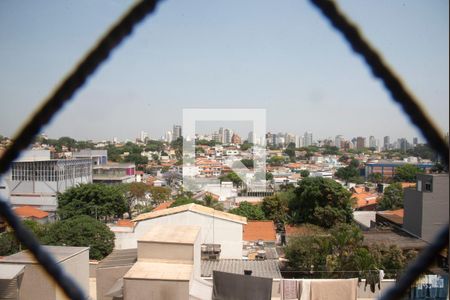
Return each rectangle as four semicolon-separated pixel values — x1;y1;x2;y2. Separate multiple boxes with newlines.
0;246;89;264
201;259;282;279
124;261;193;281
139;225;200;245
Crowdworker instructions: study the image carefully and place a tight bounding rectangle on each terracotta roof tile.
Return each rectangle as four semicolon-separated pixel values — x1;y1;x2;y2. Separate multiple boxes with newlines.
153;201;174;212
116;219;134;227
14;206;48;219
243;221;276;241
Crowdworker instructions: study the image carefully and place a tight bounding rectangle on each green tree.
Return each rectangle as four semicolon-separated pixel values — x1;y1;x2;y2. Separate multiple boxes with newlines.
0;220;50;256
149;186;171;204
122;182;149;217
268;156;286;166
240;142;253;151
219;172;243;188
261;190;293;223
229;202;265;220
44;216;114;260
368;173;383;183
394;164;423;182
334;165;360;184
322;146;340;155
285;235;331;273
124;153;148;168
202;194;224;211
288;177;353;228
57;184;127;221
300;170;310;178
377;182;404;210
239;159;254;169
169;197;202;208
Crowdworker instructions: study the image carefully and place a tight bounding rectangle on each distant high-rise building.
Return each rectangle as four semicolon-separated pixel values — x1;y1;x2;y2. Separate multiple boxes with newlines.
140;131;148;142
231;133;242;145
369;136;376;149
295;136;304;148
399;138;409;152
383;136;390;151
356;137;366;150
285;133;296;147
335;135;343;149
218;127;224;143
304;132;313;147
223;129;233;144
173;125;182;140
413;137;419;147
266;132;273;146
248;131;254;144
165;131;173;143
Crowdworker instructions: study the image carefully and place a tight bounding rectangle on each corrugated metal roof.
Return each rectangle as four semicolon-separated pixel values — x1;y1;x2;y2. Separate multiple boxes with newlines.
133;203;247;224
201;259;281;279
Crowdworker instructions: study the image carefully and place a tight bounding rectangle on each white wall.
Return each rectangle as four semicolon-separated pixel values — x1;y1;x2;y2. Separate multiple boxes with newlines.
115;211;243;259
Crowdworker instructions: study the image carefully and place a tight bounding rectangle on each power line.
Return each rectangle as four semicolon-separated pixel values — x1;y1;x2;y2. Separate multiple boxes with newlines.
0;1;161;299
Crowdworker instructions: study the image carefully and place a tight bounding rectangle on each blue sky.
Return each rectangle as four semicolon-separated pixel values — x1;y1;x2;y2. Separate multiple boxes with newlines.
0;0;448;143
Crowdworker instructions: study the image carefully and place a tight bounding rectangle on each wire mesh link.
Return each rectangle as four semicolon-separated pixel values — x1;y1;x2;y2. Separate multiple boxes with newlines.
0;1;160;299
309;0;449;167
309;0;449;299
0;0;447;299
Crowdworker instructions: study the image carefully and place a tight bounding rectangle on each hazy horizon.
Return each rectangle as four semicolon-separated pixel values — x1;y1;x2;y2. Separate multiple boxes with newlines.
1;0;448;143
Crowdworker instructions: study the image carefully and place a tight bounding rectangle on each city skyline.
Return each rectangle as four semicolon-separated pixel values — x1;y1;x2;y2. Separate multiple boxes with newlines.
0;0;448;142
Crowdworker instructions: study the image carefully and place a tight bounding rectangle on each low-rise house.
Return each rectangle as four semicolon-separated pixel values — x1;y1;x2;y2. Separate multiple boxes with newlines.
14;205;51;223
115;204;247;259
93;163;136;185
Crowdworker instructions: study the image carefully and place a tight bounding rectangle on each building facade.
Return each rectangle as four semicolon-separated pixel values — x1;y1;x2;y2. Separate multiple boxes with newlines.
403;174;449;243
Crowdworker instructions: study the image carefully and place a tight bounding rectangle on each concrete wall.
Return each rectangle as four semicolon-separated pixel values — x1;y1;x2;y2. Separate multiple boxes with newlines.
404;174;449;243
17;264;57;300
97;265;133;300
421;175;449;243
138;242;194;262
403;188;423;237
56;250;90;300
117;211;243;259
124;279;190;300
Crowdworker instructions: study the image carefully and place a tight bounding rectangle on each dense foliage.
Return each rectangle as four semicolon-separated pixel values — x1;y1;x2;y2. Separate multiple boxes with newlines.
377;182;404;210
45;216;114;260
58;183;127;220
285;223;415;277
394;164;423;182
229;201;266;220
288;177;353;228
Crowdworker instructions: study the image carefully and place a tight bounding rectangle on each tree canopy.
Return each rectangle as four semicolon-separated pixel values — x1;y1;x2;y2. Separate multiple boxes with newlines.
44;216;115;260
377;182;404;210
58;183;127;220
285;223;414;278
219;171;243;187
229;201;266;220
288;177;353;228
261;190;293;224
394;164;423;182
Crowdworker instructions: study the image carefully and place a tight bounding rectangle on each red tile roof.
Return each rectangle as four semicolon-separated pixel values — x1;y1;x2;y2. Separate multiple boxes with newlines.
116;219;134;227
352;192;379;209
243;221;276;242
14;206;48;219
153;201;174;212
